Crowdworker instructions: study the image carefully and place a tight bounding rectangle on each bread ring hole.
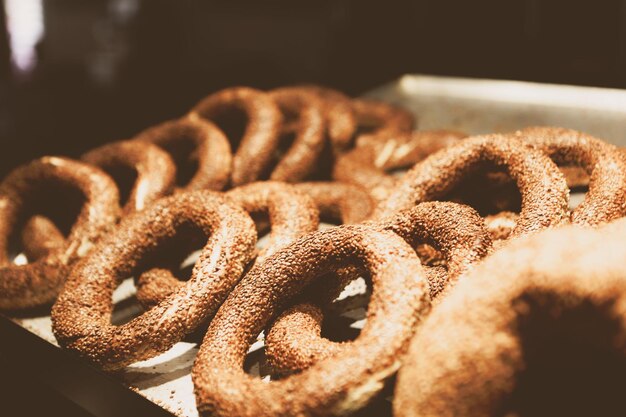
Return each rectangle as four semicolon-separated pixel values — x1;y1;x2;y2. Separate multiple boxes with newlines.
243;276;373;380
384;154;434;179
414;243;445;268
244;266;375;379
208;105;247;152
387;166;412;178
98;163;137;209
247;211;271;255
268;130;298;176
110;278;142;326
156;138;199;188
138;223;208;283
503;290;626;417
568;185;588;211
550;165;587;210
564;166;588;211
113;224;209;324
443;164;522;216
307;142;335;182
414;243;448;298
321;276;371;343
9;181;86;263
317;210;349;227
243;330;274;381
261;100;300;179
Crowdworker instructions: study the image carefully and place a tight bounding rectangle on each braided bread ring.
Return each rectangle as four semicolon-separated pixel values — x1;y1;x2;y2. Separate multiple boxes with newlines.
227;182;320;260
463;127;626;222
191;87;282;186
372;135;570;237
334;130;466;201
282;182;375;324
20;140;177;259
294;182;374;224
515;126;626;225
135;115;232;191
267;87;326;182
269;182;374;334
192;225;430;417
134;182;320;309
395;218;626;417
82;140;176;213
0;157;119;310
265;202;491;374
51;191;256;370
296;86;356;151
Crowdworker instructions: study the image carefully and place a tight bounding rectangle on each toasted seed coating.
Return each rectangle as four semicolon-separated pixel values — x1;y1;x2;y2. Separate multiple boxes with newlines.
372;134;571;238
265;202;492;374
395;218;626;417
135;114;232;191
0;157;119;310
191;87;282;186
51;191;256;370
193;225;431;417
134;182;320;309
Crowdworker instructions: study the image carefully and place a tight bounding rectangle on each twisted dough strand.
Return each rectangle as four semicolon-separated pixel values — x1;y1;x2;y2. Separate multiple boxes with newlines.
372;134;570;238
135;115;232;191
395;218;626;417
265;202;492;374
51;191;256;370
191;87;282;186
134;182;320;309
193;225;430;417
20;140;177;261
0;157;119;310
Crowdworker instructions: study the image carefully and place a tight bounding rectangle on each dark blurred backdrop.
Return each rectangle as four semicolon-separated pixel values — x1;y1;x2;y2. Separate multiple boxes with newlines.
2;0;626;176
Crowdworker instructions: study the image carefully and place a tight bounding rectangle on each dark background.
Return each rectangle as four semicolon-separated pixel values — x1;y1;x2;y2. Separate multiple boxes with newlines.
1;1;626;415
2;0;626;177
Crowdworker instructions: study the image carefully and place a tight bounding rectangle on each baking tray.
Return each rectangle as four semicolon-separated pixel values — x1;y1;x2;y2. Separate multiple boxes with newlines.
366;74;626;146
3;73;626;417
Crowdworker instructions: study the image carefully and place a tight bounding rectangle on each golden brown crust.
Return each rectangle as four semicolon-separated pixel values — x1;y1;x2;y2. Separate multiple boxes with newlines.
21;140;178;259
0;157;120;310
134;182;320;309
265;202;492;374
394;218;626;417
514;126;626;224
295;85;357;151
51;191;256;370
267;87;326;182
372;134;571;238
484;211;518;242
6;80;625;417
192;225;431;417
191;87;282;186
81;139;177;213
293;87;415;152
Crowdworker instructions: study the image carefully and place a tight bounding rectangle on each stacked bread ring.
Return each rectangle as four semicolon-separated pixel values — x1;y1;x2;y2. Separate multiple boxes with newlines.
1;85;626;417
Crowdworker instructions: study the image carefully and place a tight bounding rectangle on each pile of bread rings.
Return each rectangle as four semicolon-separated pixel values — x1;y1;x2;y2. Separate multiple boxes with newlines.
2;85;626;417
